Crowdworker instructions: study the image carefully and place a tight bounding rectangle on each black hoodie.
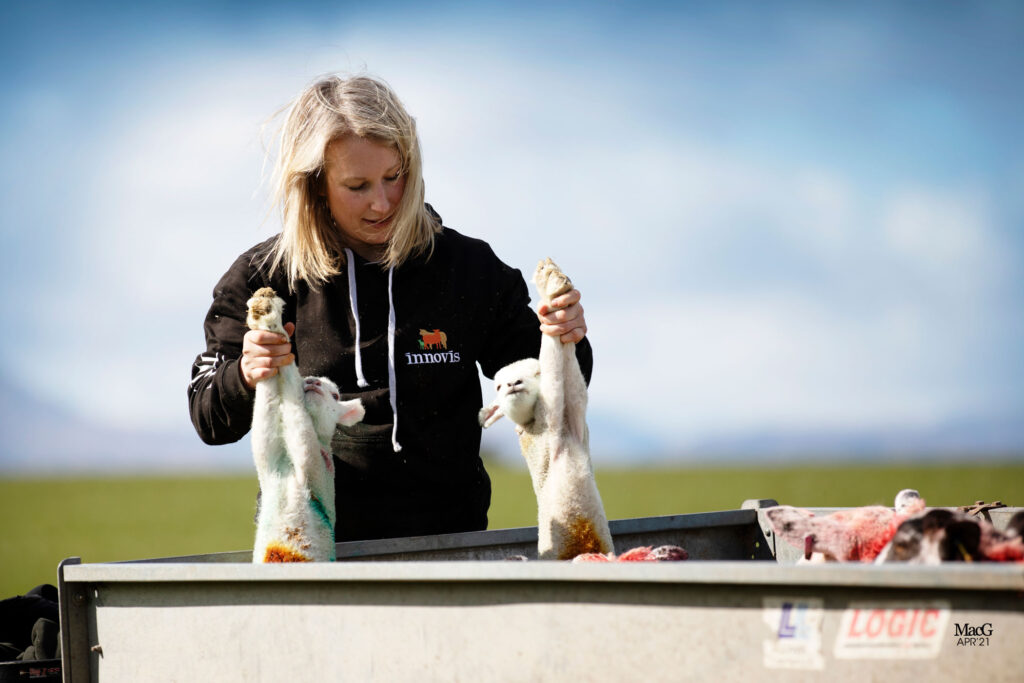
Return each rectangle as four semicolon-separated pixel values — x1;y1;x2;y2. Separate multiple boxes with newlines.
188;221;593;541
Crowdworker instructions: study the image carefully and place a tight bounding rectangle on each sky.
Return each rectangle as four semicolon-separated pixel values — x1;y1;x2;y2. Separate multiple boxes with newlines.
1;1;1023;471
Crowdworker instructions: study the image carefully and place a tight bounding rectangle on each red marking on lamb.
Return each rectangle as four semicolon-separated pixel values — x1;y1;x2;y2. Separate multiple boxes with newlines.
768;506;899;562
974;513;1024;562
571;545;688;563
573;553;612;562
982;539;1024;563
617;546;659;562
320;447;334;473
767;491;927;563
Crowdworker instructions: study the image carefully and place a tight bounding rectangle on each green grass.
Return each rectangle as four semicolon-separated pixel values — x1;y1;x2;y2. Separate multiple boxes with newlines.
0;476;260;598
2;462;1022;599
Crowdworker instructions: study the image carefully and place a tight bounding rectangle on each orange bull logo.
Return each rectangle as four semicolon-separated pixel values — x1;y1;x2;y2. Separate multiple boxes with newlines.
418;328;448;350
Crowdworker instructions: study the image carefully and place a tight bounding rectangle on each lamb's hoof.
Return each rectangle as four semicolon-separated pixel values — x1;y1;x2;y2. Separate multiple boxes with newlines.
246;287;284;332
533;257;573;301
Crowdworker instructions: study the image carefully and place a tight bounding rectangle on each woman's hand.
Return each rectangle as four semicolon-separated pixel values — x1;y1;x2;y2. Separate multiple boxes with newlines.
240;322;296;389
537;288;587;343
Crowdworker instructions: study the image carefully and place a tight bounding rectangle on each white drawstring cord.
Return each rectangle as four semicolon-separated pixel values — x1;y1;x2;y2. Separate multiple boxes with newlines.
344;248;370;388
387;266;402;453
345;247;402;453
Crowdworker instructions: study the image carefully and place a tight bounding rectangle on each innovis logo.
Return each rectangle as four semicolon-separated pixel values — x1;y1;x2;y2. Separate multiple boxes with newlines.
406;328;461;365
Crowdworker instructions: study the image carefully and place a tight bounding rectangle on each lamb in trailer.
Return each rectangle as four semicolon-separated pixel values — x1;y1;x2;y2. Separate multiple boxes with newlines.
247;287;365;563
768;489;1024;565
573;545;689;563
875;508;1024;564
766;489;926;563
479;258;614;560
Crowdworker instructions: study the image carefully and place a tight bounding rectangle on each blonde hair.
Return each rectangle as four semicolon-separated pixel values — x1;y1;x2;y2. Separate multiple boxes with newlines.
267;75;440;288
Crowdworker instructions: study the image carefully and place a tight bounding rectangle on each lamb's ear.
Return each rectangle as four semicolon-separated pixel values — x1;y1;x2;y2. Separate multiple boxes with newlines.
337;398;365;427
940;520;982;561
478;403;504;429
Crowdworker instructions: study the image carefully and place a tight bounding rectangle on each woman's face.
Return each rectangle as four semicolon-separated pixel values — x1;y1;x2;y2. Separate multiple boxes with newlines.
322;136;407;259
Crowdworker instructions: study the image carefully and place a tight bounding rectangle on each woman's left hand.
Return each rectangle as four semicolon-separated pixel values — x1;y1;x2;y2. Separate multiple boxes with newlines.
538;288;587;343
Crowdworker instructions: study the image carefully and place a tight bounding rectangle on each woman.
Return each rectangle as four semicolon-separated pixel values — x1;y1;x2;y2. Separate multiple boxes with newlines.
188;75;591;541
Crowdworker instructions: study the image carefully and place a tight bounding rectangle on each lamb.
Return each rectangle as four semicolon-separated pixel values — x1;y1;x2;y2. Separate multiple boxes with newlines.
247;287;365;563
479;258;614;560
572;545;689;563
874;508;1024;564
768;490;1024;565
766;489;926;563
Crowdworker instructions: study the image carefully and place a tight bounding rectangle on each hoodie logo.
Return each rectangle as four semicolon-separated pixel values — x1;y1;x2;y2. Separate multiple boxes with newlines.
407;328;460;365
418;328;448;350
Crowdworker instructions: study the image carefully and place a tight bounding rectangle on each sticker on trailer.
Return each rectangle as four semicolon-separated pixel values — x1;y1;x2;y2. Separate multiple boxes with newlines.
834;600;950;659
762;597;825;670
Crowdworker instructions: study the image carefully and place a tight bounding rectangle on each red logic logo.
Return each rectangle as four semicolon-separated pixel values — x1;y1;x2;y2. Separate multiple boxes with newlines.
834;601;950;659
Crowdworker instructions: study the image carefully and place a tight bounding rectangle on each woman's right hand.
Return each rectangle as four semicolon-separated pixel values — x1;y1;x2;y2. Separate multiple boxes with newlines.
240;322;296;389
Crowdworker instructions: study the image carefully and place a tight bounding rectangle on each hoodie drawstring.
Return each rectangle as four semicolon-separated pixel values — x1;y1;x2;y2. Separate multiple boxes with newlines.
344;248;402;453
344;249;370;389
386;267;402;453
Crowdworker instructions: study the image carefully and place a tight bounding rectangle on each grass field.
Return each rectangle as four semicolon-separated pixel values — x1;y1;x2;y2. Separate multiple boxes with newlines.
2;461;1022;599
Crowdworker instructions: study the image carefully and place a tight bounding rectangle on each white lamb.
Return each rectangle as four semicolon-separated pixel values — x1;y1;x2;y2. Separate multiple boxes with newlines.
479;258;614;560
766;489;926;563
247;287;365;562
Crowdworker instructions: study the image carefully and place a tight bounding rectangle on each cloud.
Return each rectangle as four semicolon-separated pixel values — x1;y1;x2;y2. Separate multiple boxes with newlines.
882;187;1000;280
589;293;966;439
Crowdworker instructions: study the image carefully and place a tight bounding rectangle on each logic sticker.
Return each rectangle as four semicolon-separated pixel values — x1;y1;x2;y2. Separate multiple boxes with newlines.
834;601;950;659
762;596;825;670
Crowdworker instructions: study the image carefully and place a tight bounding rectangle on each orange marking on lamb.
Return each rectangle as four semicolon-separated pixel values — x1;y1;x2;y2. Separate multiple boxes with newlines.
559;517;611;560
263;543;311;563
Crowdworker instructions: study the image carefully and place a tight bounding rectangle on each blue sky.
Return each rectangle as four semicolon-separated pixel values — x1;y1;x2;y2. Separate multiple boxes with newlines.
1;1;1022;469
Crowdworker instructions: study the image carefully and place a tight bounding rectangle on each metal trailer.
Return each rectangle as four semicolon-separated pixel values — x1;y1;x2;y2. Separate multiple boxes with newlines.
56;501;1024;682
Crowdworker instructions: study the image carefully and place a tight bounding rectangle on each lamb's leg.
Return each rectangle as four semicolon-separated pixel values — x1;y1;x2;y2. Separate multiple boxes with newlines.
561;345;587;445
247;290;286;482
246;288;316;486
533;259;586;443
279;403;324;491
250;383;282;484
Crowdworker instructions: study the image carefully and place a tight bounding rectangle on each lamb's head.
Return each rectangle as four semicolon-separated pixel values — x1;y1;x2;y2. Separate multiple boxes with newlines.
478;358;541;428
894;488;925;515
302;376;365;441
246;287;286;333
875;509;982;564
